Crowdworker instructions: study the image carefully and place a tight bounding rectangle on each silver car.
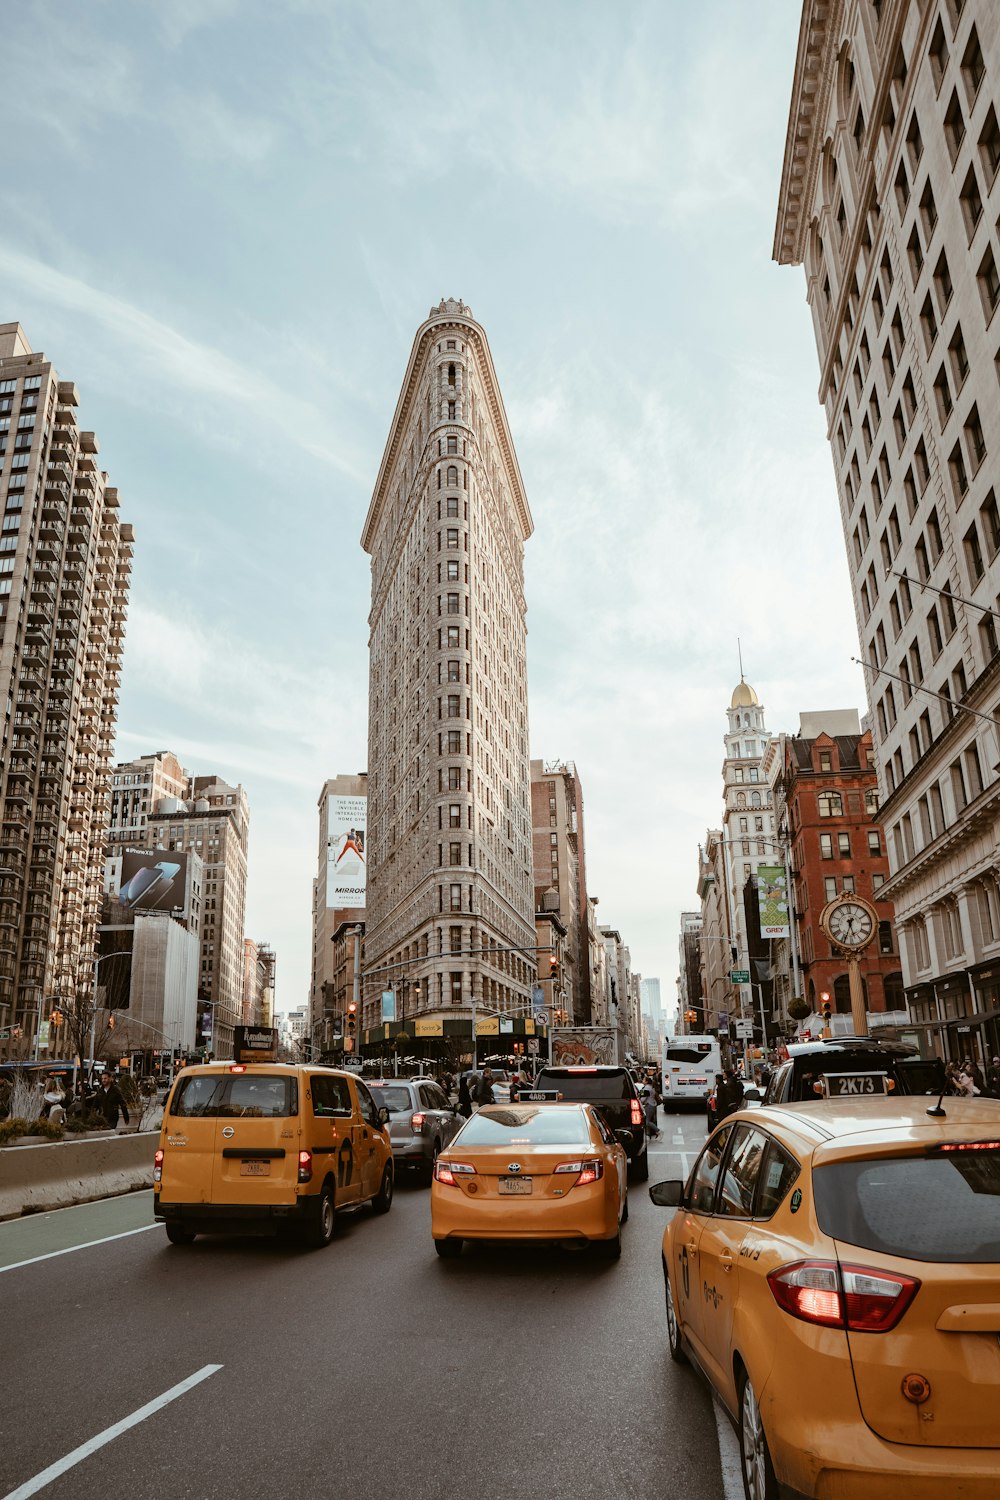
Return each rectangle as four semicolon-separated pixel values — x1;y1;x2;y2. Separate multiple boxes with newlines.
369;1079;461;1182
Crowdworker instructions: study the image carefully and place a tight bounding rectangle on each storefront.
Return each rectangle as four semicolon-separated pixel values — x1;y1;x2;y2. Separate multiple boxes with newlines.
904;971;1000;1067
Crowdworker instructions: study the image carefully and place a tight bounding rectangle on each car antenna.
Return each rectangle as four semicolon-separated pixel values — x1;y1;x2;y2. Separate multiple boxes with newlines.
926;1087;947;1118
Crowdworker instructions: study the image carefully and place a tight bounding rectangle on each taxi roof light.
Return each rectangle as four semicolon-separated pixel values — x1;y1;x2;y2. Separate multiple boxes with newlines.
768;1260;919;1333
229;1065;247;1073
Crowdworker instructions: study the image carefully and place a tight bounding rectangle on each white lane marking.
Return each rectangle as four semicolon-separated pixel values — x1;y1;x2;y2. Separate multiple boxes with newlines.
714;1397;744;1500
0;1224;158;1275
672;1132;684;1144
2;1364;223;1500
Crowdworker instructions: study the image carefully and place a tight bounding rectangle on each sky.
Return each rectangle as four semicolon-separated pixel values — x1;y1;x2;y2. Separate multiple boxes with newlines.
3;0;865;1021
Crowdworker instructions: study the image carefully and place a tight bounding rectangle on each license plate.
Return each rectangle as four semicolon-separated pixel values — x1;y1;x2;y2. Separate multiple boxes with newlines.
240;1160;270;1176
499;1177;532;1195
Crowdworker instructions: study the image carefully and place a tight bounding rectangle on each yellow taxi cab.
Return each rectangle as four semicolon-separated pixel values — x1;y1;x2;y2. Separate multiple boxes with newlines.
430;1101;628;1259
154;1061;393;1247
650;1095;1000;1499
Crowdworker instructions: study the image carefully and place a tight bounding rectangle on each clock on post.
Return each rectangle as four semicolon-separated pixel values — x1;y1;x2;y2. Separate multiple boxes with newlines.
818;894;879;1035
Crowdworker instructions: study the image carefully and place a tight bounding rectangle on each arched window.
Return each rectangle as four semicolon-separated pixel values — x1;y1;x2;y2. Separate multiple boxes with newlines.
750;791;762;809
447;363;456;386
736;793;747;810
817;791;843;818
447;465;458;486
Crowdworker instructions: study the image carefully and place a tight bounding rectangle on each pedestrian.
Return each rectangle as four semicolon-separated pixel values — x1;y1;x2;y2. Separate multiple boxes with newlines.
715;1067;745;1121
986;1056;1000;1099
92;1072;130;1129
964;1057;986;1095
42;1076;65;1120
473;1067;495;1108
954;1064;977;1098
457;1075;473;1119
641;1084;660;1139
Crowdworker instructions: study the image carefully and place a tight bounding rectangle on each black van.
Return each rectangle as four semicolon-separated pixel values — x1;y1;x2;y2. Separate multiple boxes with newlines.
762;1036;945;1104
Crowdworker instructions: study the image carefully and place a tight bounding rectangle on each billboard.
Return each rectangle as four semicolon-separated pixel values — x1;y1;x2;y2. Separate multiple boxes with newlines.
758;864;790;939
119;849;189;916
327;795;367;909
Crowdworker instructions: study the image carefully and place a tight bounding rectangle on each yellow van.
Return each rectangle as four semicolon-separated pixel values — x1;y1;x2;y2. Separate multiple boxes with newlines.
153;1062;393;1247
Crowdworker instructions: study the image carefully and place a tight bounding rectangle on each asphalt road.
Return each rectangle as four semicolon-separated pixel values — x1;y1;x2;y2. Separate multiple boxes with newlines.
0;1109;738;1500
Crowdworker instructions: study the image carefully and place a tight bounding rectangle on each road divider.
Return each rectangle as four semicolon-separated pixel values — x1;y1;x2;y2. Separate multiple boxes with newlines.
0;1133;156;1221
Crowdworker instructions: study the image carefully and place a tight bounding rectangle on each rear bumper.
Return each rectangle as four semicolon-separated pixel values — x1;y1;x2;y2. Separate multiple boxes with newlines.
390;1136;430;1163
431;1183;618;1243
155;1199;311;1232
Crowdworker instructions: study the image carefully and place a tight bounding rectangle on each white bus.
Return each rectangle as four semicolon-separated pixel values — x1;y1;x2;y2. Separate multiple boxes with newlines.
660;1034;721;1110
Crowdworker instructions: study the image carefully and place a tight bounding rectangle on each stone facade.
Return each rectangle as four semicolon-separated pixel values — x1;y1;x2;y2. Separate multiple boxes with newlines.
361;300;535;1030
775;1;1000;1065
0;323;132;1049
309;773;367;1052
530;758;590;1022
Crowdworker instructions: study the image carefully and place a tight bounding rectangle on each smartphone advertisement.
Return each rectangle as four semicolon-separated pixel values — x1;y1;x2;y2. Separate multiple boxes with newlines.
119;849;189;916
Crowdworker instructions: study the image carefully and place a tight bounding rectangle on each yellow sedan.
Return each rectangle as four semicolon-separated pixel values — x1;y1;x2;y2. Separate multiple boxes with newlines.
650;1095;1000;1499
431;1102;628;1258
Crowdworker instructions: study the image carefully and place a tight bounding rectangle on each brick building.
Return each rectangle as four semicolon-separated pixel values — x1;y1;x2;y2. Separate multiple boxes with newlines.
768;712;902;1025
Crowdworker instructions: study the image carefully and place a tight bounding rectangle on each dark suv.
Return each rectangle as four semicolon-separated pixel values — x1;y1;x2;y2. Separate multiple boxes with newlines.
762;1036;945;1105
529;1065;648;1180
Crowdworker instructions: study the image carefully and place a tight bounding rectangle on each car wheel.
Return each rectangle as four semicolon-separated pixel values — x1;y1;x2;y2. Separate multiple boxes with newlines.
739;1369;779;1500
434;1236;462;1258
305;1182;336;1247
629;1146;649;1182
664;1265;687;1364
596;1228;622;1260
372;1164;394;1214
422;1140;441;1186
165;1224;195;1246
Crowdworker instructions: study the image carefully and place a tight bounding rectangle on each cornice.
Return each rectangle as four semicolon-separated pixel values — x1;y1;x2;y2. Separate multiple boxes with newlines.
773;0;842;267
361;302;533;554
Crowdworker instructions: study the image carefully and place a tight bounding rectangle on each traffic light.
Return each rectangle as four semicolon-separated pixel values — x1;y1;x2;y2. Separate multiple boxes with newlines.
548;954;559;977
346;1001;357;1040
50;1009;63;1026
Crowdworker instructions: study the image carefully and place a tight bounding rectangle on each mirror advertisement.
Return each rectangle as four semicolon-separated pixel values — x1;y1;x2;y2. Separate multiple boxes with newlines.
327;795;367;909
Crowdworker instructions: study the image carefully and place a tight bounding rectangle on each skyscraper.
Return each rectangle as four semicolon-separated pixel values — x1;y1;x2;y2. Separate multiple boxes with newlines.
530;758;591;1022
361;299;535;1032
775;2;1000;1057
0;323;132;1049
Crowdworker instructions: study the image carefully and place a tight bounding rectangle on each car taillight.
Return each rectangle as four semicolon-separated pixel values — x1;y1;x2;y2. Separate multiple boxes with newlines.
229;1065;246;1073
153;1148;163;1183
410;1112;426;1131
553;1159;604;1185
298;1149;313;1184
434;1160;476;1185
630;1099;643;1126
767;1260;920;1332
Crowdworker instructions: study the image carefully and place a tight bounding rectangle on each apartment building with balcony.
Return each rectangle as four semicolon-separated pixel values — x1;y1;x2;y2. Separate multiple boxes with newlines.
0;323;132;1049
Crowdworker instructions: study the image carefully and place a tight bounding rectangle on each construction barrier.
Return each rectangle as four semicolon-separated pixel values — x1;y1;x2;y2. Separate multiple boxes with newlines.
0;1131;157;1221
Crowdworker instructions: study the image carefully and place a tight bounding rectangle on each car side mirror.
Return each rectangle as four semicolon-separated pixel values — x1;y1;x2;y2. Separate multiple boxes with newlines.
614;1129;633;1147
377;1106;390;1126
744;1087;761;1102
648;1180;684;1208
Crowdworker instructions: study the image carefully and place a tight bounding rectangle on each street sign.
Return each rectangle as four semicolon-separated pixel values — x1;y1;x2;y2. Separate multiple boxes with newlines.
730;969;750;984
533;1010;547;1026
527;1038;539;1054
735;1019;754;1039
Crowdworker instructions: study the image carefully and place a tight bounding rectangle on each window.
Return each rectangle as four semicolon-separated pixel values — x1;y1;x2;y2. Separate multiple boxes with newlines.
893;162;910;216
446;495;459;517
979;105;1000;182
981;490;1000;555
448;841;462;866
717;1126;773;1219
448;804;461;827
820;833;834;859
447;730;461;753
905;111;923;170
961;27;985;107
447;659;461;681
878;921;894;956
446;694;461;717
907;226;924;283
934;364;953;424
446;625;460;647
918;180;937;244
977;245;1000;318
842;874;856;894
949;323;969;389
929;18;948;92
824;876;838;902
447;766;461;790
446;559;459;581
944;90;966;164
446;592;459;614
686;1125;735;1214
959;165;983;238
449;884;462;911
819;749;833;771
933;252;953;314
446;436;457;455
838;832;852;856
965;404;986;470
920;293;939;352
446;527;459;548
818;791;843;817
949;440;969;500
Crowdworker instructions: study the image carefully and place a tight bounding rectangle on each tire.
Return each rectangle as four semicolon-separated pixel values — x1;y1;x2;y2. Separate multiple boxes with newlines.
372;1164;394;1215
165;1223;195;1246
305;1181;336;1247
664;1266;688;1364
739;1369;779;1500
630;1146;649;1182
596;1228;622;1260
421;1140;441;1187
434;1237;463;1258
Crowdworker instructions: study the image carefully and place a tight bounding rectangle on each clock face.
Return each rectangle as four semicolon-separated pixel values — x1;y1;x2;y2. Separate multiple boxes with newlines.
826;900;875;949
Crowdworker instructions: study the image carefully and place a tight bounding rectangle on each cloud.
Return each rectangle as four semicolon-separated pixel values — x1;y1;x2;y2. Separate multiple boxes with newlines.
0;243;366;480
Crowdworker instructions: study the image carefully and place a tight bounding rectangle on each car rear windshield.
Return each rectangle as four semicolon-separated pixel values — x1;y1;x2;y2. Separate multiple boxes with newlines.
457;1108;592;1146
170;1074;297;1119
814;1150;1000;1263
534;1071;631;1101
374;1086;412;1113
